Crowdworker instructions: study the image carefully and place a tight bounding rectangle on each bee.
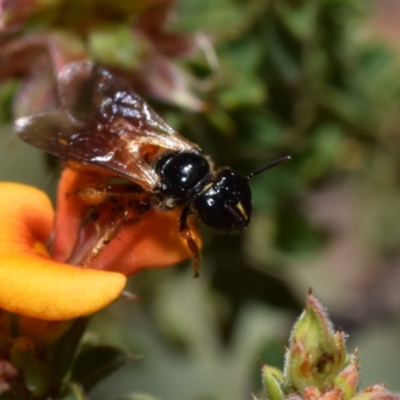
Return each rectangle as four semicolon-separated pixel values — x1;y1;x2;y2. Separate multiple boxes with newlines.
15;62;290;276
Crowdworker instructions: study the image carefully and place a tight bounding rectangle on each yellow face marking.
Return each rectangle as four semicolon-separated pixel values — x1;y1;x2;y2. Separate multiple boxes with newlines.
200;182;213;194
235;201;248;220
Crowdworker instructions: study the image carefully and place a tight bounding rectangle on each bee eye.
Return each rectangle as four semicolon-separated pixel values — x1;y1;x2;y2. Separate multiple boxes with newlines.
192;169;252;232
156;152;210;199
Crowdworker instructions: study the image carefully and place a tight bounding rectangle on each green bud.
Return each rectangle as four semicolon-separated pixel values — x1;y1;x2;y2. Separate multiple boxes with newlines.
22;358;50;398
349;384;400;400
9;336;50;397
260;293;400;400
261;364;285;400
284;291;346;392
334;354;360;400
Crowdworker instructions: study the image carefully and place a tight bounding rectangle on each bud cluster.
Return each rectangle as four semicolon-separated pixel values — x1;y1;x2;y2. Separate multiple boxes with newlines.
259;292;400;400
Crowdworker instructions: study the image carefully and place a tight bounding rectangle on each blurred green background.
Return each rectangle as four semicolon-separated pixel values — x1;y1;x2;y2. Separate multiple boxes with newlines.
1;0;400;398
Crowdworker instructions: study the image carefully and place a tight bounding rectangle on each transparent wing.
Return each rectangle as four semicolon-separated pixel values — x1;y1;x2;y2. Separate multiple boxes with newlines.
15;62;200;191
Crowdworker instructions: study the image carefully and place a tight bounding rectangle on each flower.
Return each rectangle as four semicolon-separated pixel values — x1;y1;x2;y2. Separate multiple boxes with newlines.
52;168;199;275
0;170;199;321
0;181;125;321
284;291;346;391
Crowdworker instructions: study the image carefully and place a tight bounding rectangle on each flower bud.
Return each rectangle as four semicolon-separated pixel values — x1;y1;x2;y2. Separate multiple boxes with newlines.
333;354;360;400
10;337;50;397
261;364;285;400
350;385;400;400
284;291;346;391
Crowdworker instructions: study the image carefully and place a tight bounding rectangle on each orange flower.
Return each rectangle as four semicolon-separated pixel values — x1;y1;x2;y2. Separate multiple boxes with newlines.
0;169;200;321
52;168;199;274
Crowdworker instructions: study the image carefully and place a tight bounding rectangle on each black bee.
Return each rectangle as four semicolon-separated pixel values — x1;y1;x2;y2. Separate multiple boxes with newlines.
15;62;290;276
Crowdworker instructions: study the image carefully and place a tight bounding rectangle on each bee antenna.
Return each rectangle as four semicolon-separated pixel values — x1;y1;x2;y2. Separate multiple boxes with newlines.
246;155;292;181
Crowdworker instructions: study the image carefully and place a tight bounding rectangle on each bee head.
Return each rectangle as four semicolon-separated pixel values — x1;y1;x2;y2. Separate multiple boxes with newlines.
191;155;292;232
192;169;252;232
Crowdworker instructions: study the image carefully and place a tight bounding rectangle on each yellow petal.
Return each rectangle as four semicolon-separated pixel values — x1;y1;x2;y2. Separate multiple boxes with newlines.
0;183;126;320
0;253;126;320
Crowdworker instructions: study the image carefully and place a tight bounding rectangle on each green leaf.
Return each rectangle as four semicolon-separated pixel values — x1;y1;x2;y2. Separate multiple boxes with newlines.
48;319;89;390
171;0;248;34
218;77;266;109
233;107;286;152
88;25;144;70
0;80;18;123
218;38;262;77
71;345;136;391
59;383;87;400
277;0;320;40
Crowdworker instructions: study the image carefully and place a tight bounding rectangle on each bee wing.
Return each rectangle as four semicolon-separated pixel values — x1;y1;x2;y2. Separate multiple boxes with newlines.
15;62;200;191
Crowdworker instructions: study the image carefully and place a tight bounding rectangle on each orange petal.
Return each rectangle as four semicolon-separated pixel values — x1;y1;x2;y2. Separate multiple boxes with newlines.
0;183;53;254
51;165;108;263
53;168;201;275
0;183;126;320
90;207;199;275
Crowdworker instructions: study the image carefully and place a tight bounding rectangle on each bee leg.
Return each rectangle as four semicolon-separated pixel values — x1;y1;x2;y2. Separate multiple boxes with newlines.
72;190;151;266
179;208;201;278
77;209;134;267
